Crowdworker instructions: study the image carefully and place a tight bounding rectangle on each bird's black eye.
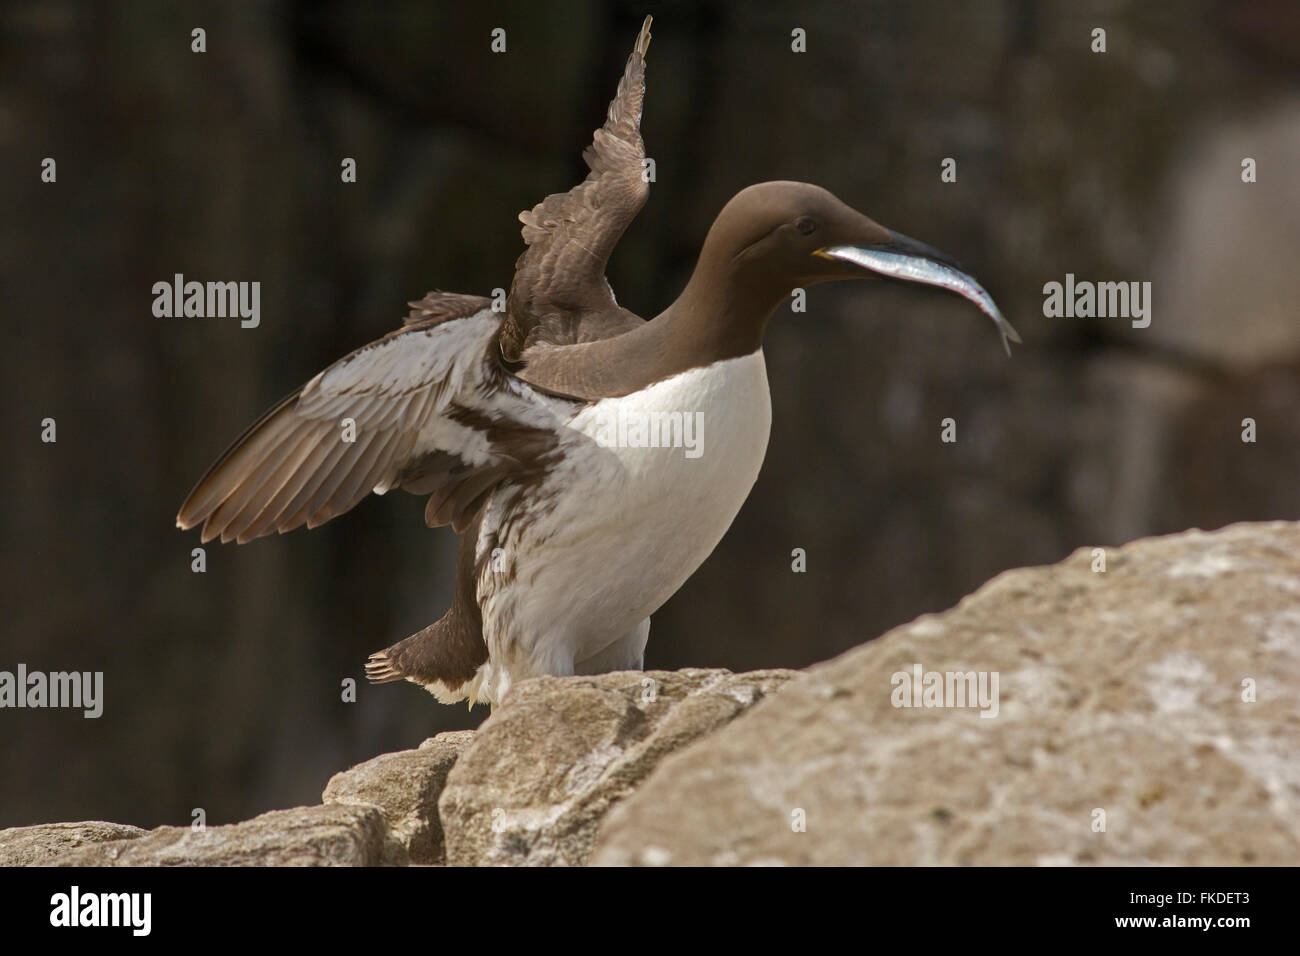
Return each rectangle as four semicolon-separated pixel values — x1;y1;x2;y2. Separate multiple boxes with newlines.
795;216;817;235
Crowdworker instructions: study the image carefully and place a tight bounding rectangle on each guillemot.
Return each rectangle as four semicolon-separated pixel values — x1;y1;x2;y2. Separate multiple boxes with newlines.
176;16;1019;709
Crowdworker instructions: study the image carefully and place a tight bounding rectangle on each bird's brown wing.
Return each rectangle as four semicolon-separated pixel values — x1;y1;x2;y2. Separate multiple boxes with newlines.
402;290;498;328
176;293;565;544
499;15;653;363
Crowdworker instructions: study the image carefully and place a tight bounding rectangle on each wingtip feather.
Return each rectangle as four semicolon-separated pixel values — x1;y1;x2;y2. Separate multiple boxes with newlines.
636;15;652;57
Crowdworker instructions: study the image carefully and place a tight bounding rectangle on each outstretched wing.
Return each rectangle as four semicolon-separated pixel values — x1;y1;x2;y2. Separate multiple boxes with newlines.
177;293;565;544
499;15;653;362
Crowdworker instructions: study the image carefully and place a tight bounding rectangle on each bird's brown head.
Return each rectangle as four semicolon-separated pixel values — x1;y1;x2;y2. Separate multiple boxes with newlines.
677;181;1020;354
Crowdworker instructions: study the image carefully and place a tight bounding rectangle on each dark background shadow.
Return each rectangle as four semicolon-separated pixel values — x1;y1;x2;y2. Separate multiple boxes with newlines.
2;0;1298;828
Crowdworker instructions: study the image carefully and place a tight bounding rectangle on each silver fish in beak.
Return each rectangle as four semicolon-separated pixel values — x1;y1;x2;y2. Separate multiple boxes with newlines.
819;239;1022;356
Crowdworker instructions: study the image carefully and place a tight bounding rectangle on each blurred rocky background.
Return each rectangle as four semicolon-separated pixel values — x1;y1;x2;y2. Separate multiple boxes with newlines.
1;0;1297;829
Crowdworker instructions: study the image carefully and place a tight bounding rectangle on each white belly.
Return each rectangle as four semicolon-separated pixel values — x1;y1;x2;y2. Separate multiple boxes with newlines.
477;351;771;698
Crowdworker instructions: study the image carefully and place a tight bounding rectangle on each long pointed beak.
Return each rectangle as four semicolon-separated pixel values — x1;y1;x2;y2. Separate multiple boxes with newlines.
816;232;1022;356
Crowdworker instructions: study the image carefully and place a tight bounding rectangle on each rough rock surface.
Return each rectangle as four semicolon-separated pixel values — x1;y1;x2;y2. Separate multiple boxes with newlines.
50;804;397;867
323;730;474;864
439;668;799;866
7;523;1299;866
0;822;147;866
592;522;1300;865
6;730;479;867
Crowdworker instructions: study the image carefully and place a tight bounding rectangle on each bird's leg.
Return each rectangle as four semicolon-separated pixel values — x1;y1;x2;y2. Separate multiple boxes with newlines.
365;623;442;685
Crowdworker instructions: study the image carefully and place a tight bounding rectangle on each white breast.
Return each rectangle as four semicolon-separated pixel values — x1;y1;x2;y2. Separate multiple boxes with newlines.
479;351;772;686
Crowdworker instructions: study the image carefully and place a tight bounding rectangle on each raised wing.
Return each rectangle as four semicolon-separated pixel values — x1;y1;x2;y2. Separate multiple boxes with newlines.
499;15;653;362
177;293;565;544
